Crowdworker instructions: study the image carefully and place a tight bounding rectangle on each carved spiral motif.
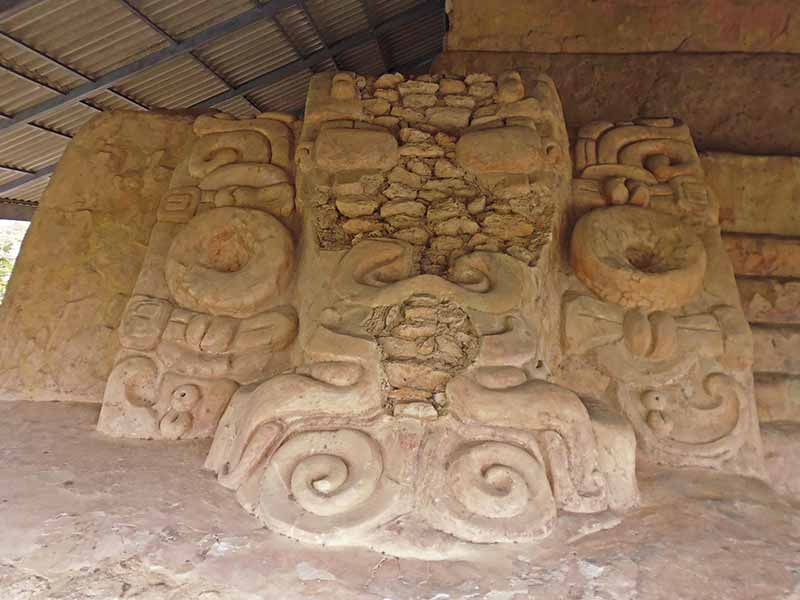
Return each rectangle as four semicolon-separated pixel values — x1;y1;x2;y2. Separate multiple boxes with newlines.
447;442;553;520
159;409;193;439
266;429;383;517
421;439;556;543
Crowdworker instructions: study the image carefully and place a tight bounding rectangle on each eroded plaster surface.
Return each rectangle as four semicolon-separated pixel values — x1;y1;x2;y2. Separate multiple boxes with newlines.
76;71;767;555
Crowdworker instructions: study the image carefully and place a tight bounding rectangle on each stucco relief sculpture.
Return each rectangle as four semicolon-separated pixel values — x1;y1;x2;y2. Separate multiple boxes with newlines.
565;119;763;474
97;112;300;440
97;71;764;554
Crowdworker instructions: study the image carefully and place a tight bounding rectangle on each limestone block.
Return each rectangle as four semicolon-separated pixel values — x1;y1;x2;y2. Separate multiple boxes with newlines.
755;374;800;423
701;153;800;237
751;325;800;374
724;235;800;278
0;111;195;403
446;0;800;53
761;422;800;499
433;52;800;155
456;126;547;174
737;278;800;325
313;128;398;173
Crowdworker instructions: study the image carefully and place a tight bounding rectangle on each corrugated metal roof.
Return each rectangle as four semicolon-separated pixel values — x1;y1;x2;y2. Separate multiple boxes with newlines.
35;103;99;137
194;18;299;87
0;0;169;79
6;173;51;203
212;95;261;119
0;0;446;205
304;0;370;45
127;0;257;41
382;8;443;68
0;65;56;114
275;5;325;57
0;125;69;171
0;35;84;93
245;68;313;113
115;54;229;109
372;0;426;22
87;89;146;112
0;167;27;187
336;39;385;75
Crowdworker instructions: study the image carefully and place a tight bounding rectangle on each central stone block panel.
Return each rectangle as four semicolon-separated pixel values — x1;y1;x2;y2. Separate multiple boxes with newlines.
200;71;631;553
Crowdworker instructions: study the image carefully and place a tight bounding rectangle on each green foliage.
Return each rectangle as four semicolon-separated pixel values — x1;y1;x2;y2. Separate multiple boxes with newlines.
0;221;30;304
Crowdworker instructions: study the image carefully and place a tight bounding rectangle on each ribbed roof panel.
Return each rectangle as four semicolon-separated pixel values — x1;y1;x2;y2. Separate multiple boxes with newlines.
35;104;99;137
114;54;228;109
313;58;338;73
194;18;299;87
213;96;261;119
304;0;369;45
275;5;325;57
87;90;148;112
3;175;52;203
127;0;257;41
337;39;385;75
245;68;312;114
0;36;84;93
371;0;425;22
0;168;27;188
381;9;443;69
0;67;57;114
0;0;169;79
0;0;446;205
0;126;69;171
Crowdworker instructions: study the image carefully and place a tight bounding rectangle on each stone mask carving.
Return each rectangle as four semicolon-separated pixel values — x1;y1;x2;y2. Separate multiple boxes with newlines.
97;71;763;556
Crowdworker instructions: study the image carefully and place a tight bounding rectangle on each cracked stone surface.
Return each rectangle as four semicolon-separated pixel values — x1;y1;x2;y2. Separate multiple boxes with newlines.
1;400;799;599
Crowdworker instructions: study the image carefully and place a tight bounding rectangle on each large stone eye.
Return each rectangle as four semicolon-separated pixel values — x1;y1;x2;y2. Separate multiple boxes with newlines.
455;126;545;175
165;207;294;318
570;205;707;311
313;128;398;173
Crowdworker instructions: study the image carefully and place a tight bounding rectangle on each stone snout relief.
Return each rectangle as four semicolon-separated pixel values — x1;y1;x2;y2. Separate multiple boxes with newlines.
97;71;764;556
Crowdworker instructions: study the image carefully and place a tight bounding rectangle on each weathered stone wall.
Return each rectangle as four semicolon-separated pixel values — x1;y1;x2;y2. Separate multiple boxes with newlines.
438;0;800;155
0;111;195;403
432;52;800;155
446;0;800;53
701;153;800;425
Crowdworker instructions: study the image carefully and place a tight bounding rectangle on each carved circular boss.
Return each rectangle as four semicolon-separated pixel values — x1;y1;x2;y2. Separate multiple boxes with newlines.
166;207;293;318
570;206;707;311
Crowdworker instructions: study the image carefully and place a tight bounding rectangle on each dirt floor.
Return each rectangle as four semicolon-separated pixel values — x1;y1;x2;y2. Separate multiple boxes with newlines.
1;400;799;600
